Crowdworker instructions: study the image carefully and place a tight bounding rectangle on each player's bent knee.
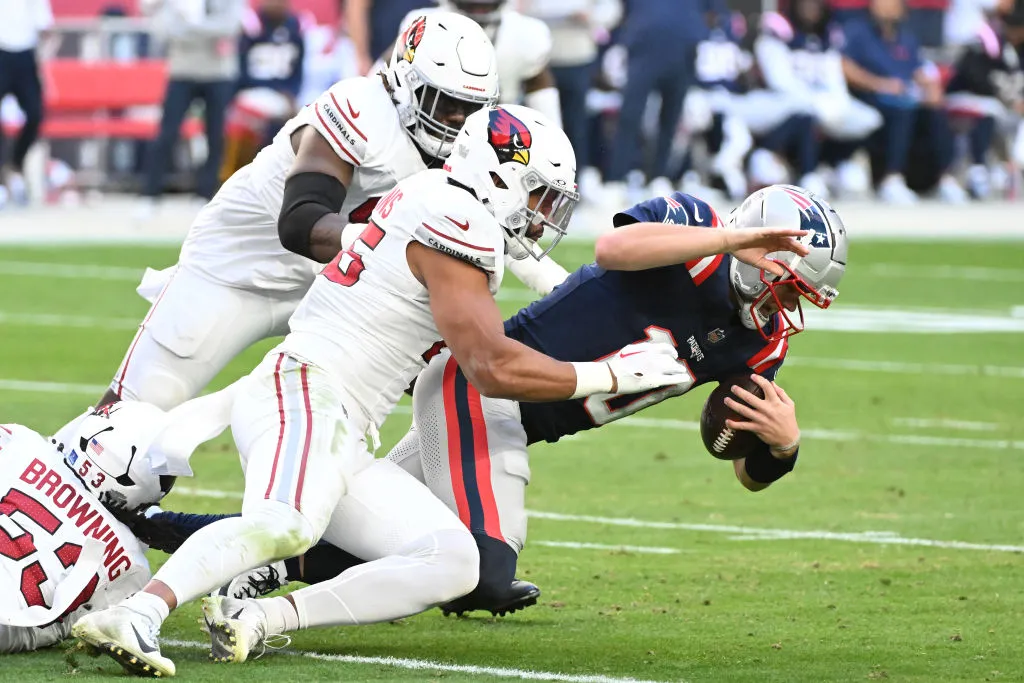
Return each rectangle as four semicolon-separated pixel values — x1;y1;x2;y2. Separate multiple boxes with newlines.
420;529;480;603
244;503;320;560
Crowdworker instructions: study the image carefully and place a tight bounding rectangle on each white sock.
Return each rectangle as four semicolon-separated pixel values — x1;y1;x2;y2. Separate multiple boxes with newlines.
260;596;300;634
289;529;477;630
123;591;170;625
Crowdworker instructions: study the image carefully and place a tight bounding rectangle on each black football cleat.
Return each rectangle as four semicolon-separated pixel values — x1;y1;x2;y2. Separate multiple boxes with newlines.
441;579;540;617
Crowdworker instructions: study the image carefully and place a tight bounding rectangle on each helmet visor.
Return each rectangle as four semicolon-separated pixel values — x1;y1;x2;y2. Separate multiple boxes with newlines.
507;170;580;260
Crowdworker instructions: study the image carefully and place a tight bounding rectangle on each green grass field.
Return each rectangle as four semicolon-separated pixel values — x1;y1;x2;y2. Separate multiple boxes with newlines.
1;238;1023;682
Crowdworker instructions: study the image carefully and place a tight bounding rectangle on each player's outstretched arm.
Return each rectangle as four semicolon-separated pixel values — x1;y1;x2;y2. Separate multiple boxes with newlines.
595;222;810;276
725;375;801;492
409;243;689;401
278;127;356;263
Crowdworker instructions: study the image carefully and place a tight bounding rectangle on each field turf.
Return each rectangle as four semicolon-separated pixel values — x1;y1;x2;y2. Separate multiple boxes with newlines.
0;238;1022;682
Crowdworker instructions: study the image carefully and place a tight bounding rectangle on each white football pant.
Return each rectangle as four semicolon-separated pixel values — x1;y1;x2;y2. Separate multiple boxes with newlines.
153;353;476;625
109;265;302;410
387;350;531;554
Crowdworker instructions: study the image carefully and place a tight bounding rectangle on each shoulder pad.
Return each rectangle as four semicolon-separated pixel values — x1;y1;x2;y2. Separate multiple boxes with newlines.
310;77;388;168
760;11;794;42
400;181;503;274
613;192;722;227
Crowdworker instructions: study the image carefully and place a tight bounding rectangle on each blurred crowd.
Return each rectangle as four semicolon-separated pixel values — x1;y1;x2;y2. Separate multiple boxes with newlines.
3;0;1024;210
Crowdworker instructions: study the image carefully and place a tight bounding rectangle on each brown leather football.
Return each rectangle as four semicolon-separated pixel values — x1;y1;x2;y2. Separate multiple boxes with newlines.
700;375;766;460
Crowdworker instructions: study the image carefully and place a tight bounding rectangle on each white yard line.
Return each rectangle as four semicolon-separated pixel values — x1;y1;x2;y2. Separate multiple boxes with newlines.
0;310;139;330
171;487;1024;555
6;259;1024;284
531;541;681;554
1;379;1018;451
526;511;1024;554
0;261;143;280
0;378;107;395
866;263;1024;283
891;417;999;432
159;639;671;683
784;356;1024;379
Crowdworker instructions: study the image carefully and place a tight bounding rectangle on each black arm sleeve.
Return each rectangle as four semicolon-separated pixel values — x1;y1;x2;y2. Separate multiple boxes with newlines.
277;171;348;259
744;442;799;484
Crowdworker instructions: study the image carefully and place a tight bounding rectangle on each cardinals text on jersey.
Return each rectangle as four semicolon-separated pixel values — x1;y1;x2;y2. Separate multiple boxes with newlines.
278;169;505;429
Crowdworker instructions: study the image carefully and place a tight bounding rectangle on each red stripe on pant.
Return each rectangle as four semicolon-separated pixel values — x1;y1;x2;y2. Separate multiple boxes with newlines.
264;354;287;500
115;271;175;397
463;374;503;541
442;356;472;527
293;363;313;512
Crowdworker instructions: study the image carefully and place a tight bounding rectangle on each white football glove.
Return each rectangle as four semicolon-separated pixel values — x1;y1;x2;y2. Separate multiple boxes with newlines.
606;341;689;394
571;341;689;398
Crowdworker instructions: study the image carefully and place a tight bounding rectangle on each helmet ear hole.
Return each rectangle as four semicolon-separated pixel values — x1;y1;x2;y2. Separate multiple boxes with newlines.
159;475;176;495
490;172;508;189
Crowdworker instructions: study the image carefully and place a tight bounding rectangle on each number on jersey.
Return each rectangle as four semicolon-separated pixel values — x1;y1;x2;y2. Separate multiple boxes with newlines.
583;326;697;425
0;489;98;618
323;187;402;287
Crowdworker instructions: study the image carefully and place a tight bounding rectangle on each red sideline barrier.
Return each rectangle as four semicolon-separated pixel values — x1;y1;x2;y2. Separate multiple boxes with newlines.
2;60;203;140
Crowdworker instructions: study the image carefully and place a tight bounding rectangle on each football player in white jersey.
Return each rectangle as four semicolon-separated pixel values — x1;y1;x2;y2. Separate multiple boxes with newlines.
385;2;563;126
0;404;173;654
97;12;500;413
72;105;689;676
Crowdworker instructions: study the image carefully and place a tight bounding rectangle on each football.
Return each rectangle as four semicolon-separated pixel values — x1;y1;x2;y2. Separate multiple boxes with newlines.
700;375;766;460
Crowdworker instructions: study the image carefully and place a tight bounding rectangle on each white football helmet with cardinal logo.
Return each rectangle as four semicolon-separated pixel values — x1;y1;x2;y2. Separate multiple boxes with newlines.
445;104;579;260
384;11;500;159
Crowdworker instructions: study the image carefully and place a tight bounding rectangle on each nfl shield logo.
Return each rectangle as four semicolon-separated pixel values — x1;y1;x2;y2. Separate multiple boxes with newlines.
68;450;79;465
707;328;726;344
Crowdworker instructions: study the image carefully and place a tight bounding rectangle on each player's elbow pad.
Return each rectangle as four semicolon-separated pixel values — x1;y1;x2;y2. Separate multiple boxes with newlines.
278;171;348;259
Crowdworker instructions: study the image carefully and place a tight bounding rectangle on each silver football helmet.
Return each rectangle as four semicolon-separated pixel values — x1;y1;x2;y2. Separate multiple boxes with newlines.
727;184;847;340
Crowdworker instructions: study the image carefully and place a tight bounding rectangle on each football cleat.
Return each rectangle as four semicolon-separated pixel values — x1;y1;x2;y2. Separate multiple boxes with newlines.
441;579;540;617
71;606;175;678
201;595;289;664
213;561;288;600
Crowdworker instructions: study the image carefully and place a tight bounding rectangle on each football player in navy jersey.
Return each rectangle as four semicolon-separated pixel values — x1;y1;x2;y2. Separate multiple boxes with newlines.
127;185;846;618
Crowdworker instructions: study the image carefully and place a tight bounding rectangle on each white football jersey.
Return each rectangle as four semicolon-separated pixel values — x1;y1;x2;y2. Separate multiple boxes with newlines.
0;425;149;632
399;8;551;105
179;76;428;292
278;169;505;428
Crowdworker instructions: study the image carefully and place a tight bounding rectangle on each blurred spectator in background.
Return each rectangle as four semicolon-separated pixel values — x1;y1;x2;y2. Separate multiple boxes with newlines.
0;0;53;207
945;0;1015;50
219;0;305;181
138;0;245;214
520;0;622;200
946;0;1024;197
681;0;753;199
602;0;708;203
346;0;432;76
841;0;966;203
756;0;882;197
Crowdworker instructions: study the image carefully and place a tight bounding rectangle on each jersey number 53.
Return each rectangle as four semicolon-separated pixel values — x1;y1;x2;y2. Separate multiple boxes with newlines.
583;326;696;425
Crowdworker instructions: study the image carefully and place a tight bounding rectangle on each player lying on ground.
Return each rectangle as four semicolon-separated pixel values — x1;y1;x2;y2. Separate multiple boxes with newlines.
0;404;180;653
71;105;692;678
125;185;840;624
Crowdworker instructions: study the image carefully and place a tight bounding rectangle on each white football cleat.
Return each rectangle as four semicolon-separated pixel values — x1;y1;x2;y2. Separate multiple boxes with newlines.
72;606;175;678
201;595;289;664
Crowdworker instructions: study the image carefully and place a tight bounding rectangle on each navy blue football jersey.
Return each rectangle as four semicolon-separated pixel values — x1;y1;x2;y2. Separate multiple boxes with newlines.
504;192;789;445
694;14;749;91
238;12;305;97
